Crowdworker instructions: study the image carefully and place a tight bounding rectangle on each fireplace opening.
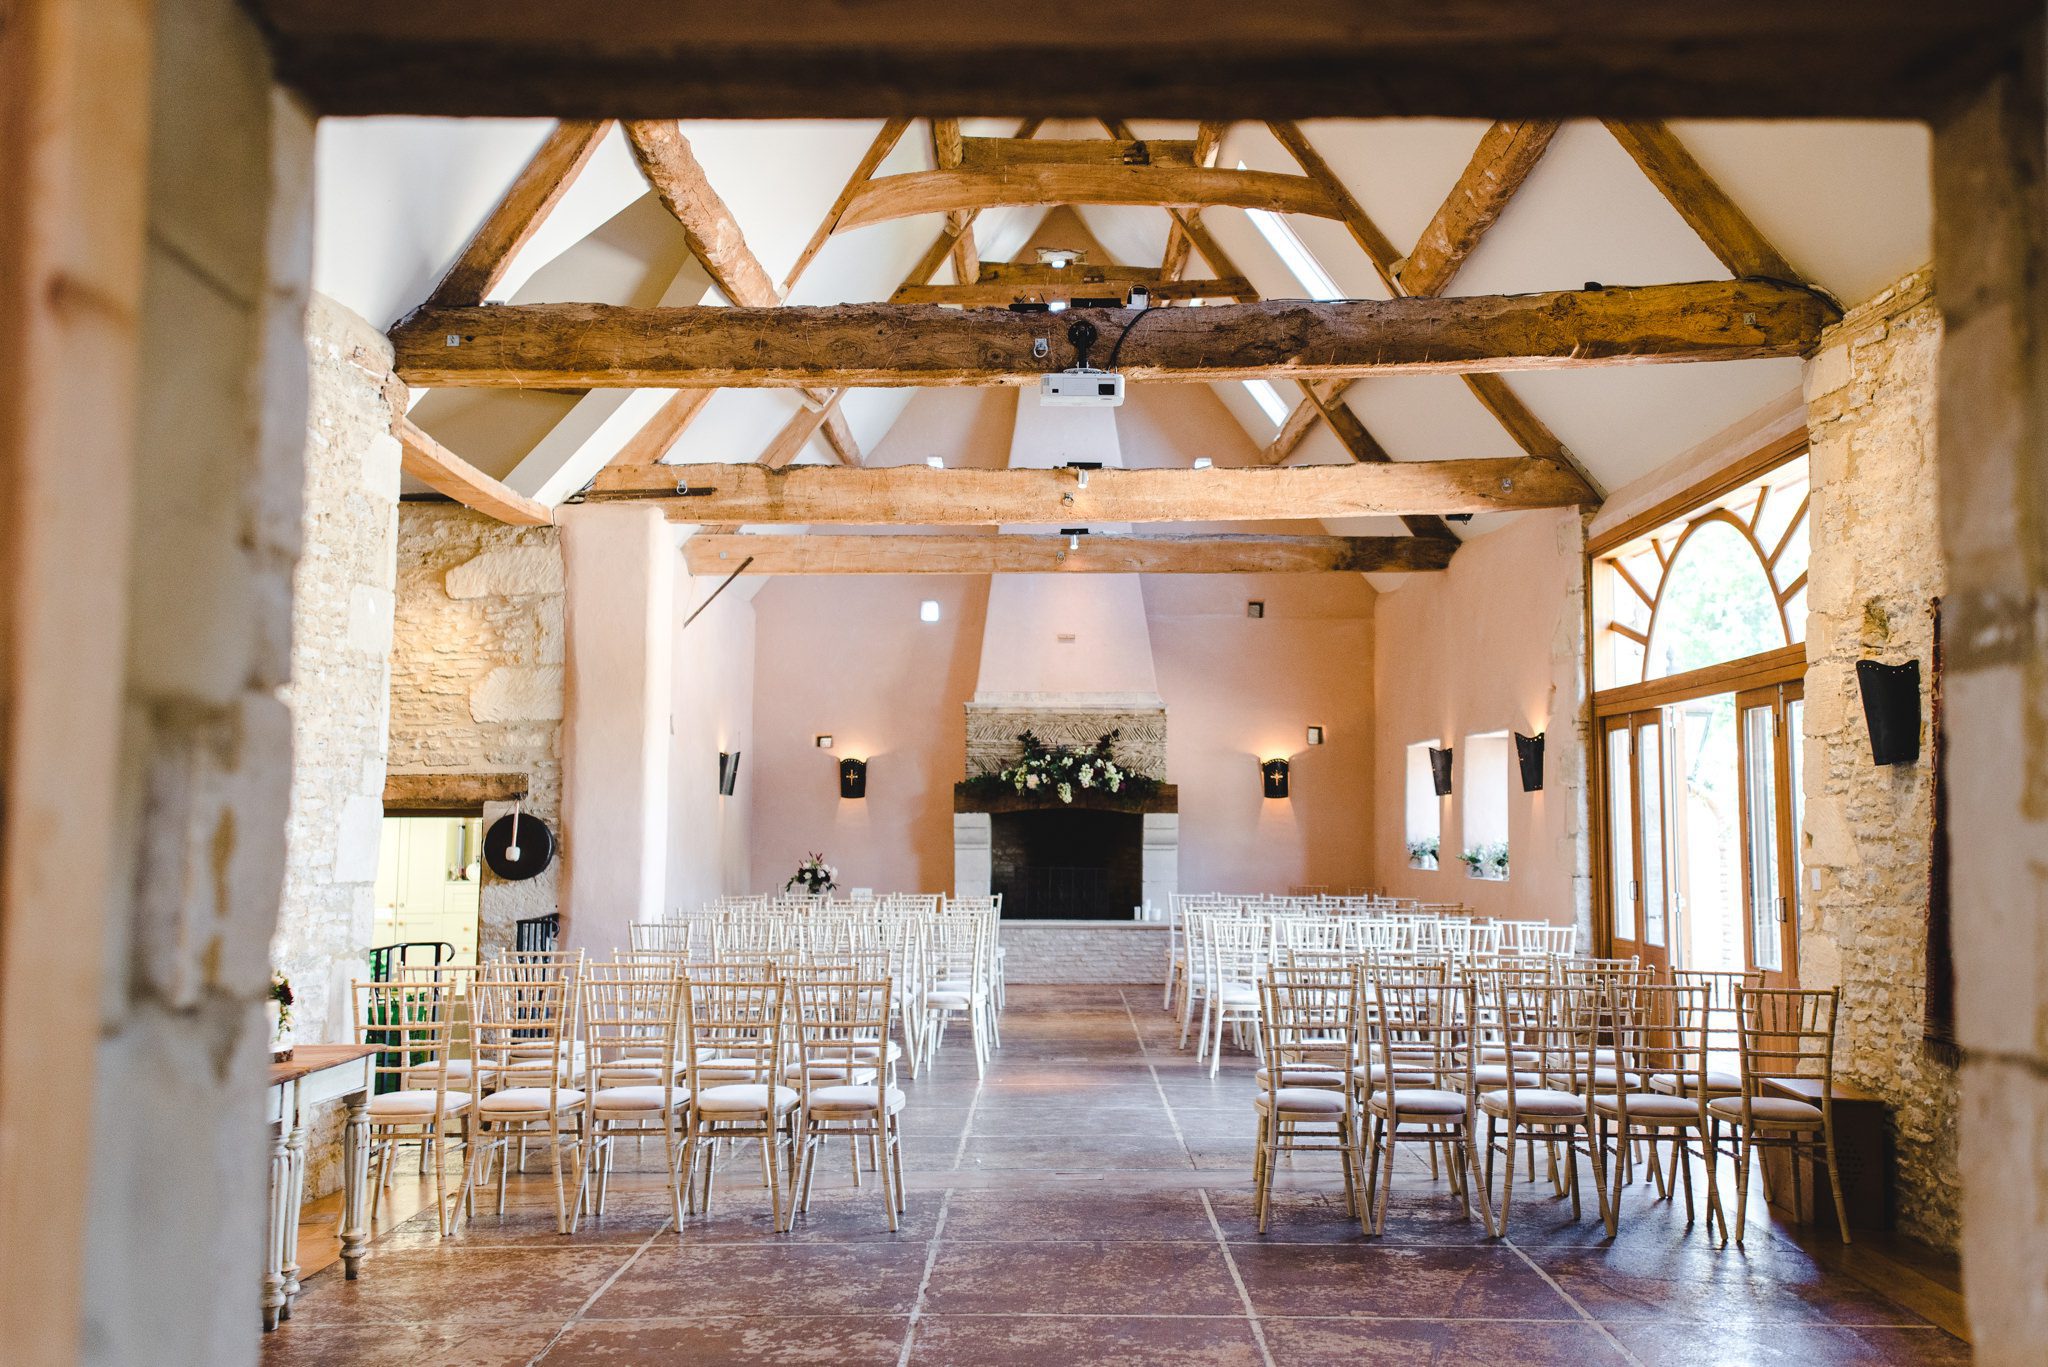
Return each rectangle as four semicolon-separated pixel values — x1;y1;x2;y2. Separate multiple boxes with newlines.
990;809;1142;920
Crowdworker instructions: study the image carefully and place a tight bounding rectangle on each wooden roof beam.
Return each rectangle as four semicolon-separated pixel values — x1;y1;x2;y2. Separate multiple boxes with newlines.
893;272;1249;306
589;458;1595;522
1603;121;1803;282
624;120;860;464
249;5;2031;121
837;164;1338;230
684;531;1457;575
1397;120;1561;297
396;416;553;525
394;282;1836;388
427;120;612;308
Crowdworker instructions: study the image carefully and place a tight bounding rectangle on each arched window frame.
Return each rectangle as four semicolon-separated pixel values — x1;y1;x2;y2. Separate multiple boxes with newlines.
1596;455;1809;688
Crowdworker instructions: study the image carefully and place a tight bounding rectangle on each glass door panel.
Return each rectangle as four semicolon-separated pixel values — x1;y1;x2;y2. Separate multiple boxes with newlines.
1635;719;1672;973
1737;685;1801;987
1605;721;1637;946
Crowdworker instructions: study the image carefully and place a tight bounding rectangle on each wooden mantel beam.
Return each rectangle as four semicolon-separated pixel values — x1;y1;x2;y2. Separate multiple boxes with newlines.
249;5;2030;121
685;531;1456;576
589;458;1594;523
392;281;1834;389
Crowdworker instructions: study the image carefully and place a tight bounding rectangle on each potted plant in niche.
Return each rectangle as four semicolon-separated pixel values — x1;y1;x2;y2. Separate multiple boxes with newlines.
1487;842;1510;880
1406;837;1439;870
1460;843;1509;881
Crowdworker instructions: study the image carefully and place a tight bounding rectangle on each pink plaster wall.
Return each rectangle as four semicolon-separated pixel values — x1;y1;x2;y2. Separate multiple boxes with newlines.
746;575;991;895
667;575;756;913
1146;575;1377;893
1372;509;1586;923
560;505;674;952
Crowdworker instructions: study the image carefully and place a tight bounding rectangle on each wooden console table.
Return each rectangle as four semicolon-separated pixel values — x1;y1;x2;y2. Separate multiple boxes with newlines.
1759;1076;1892;1234
264;1044;375;1330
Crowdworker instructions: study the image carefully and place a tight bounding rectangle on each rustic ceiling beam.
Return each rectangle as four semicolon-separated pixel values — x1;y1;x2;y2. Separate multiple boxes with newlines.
396;416;553;525
393;281;1834;389
427;120;612;308
248;5;2031;120
1269;119;1604;498
1602;121;1802;282
837;164;1338;231
684;531;1456;575
930;119;979;286
1397;120;1560;297
623;121;860;464
1162;123;1228;283
1303;385;1470;539
757;390;850;468
957;136;1199;171
589;457;1594;522
1259;381;1345;466
780;117;912;294
892;272;1249;306
608;388;717;467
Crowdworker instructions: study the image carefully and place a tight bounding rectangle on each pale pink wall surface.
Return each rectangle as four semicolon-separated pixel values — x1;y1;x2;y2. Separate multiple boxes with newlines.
1372;509;1587;924
1146;575;1377;894
747;575;990;896
667;574;756;914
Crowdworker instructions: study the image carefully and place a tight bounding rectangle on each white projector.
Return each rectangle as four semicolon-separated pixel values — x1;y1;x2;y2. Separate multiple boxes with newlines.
1040;370;1125;407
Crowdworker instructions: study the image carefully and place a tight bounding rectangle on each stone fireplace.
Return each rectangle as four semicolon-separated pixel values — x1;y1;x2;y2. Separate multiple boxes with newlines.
950;387;1179;918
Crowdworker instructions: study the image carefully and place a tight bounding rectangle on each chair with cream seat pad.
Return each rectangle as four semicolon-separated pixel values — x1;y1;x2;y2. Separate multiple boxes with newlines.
1590;982;1723;1237
581;967;690;1224
354;978;472;1236
459;971;587;1235
1253;968;1364;1232
1362;978;1494;1238
790;977;908;1231
679;974;799;1230
1472;980;1611;1233
1709;987;1853;1246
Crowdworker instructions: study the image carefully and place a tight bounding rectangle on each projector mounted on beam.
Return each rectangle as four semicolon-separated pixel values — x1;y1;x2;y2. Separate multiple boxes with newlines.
1039;317;1126;407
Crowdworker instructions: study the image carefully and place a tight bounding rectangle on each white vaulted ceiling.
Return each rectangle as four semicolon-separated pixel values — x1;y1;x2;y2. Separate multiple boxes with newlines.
313;114;1931;554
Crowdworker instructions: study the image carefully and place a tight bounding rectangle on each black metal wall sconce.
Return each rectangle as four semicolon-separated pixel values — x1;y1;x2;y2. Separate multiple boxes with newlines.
1261;758;1291;799
717;751;742;796
839;757;868;799
1428;746;1454;797
1514;732;1545;792
1857;658;1922;765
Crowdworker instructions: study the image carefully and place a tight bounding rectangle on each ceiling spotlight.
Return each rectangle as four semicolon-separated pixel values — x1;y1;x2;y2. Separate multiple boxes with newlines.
1192;457;1213;470
1038;248;1083;269
1061;526;1088;552
926;456;944;468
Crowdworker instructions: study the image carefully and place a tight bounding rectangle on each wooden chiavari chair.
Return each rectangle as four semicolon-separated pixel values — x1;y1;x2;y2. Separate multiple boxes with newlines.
581;967;689;1223
789;977;907;1231
1253;967;1363;1231
679;973;797;1229
1711;987;1853;1245
355;978;471;1235
1361;978;1493;1237
461;971;587;1234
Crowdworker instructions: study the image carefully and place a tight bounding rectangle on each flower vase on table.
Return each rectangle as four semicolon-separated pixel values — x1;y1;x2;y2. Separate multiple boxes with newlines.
786;853;837;896
268;971;295;1062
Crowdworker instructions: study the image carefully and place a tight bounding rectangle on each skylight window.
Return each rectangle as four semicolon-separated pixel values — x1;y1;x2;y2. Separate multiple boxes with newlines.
1240;163;1343;301
1242;379;1292;426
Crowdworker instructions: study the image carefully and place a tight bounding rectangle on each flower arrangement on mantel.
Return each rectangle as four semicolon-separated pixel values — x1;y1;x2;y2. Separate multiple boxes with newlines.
785;852;837;895
962;729;1162;807
1406;837;1440;869
267;970;296;1061
1458;842;1510;880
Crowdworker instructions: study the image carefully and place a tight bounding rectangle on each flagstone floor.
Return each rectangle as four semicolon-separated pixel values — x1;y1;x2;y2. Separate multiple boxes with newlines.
263;985;1969;1366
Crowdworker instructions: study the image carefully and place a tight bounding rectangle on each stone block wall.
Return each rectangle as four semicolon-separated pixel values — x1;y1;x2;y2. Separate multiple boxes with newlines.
1801;268;1960;1247
270;294;400;1198
997;922;1169;984
390;505;564;952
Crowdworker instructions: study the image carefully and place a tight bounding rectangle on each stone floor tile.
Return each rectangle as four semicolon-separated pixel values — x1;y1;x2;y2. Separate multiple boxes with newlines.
545;1315;909;1365
1229;1243;1579;1320
922;1239;1245;1316
907;1314;1265;1366
1259;1317;1635;1366
588;1242;932;1318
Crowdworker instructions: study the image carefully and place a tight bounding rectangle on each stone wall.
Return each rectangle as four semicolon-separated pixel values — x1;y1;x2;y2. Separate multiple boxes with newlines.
390;504;564;952
997;922;1168;985
965;702;1168;779
77;0;316;1358
1801;267;1960;1247
269;294;400;1199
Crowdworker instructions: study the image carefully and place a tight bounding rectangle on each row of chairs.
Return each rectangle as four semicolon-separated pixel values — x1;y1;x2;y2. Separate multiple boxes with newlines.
354;950;917;1237
1248;963;1852;1245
